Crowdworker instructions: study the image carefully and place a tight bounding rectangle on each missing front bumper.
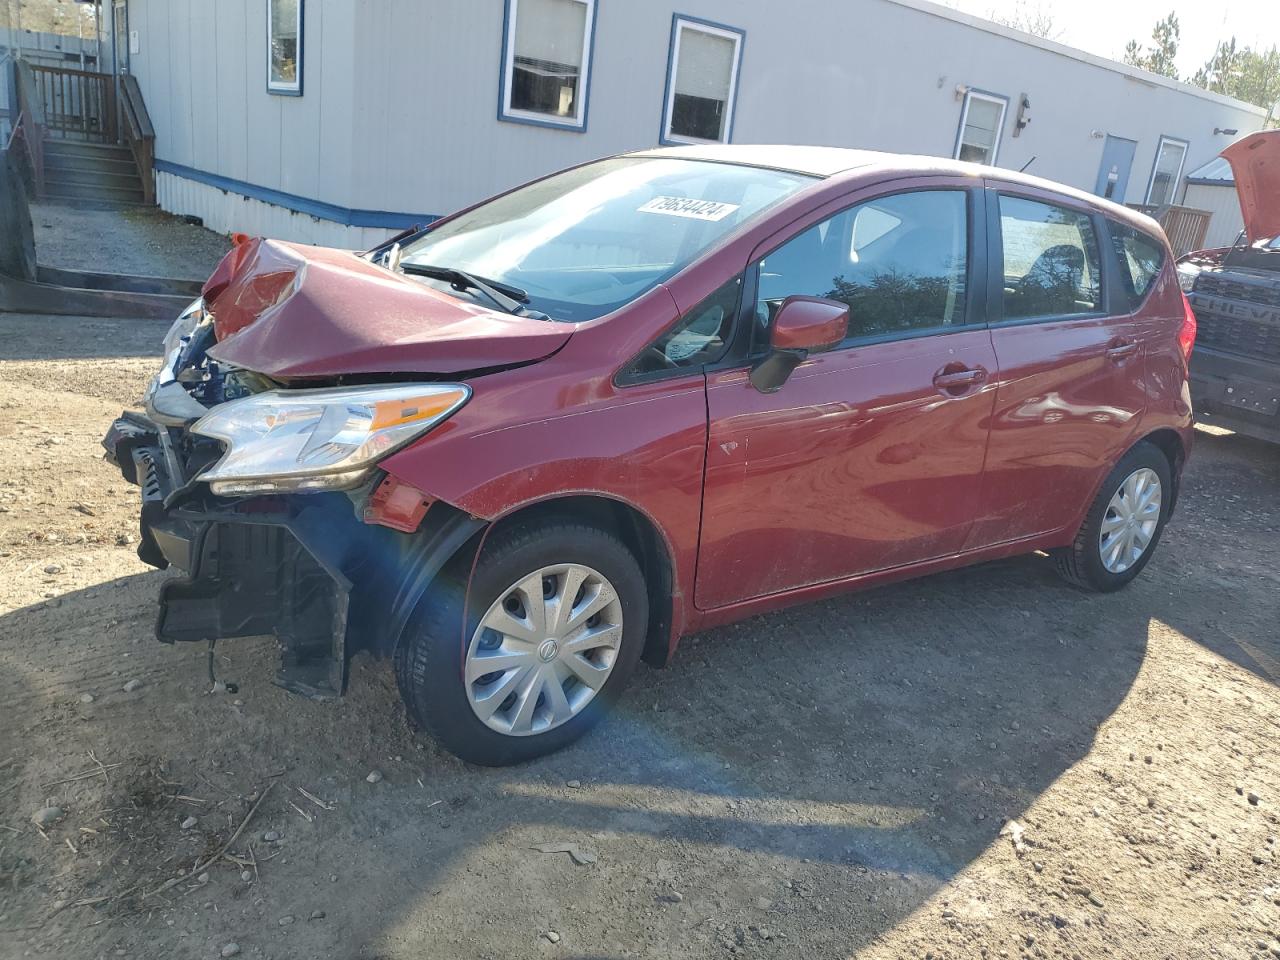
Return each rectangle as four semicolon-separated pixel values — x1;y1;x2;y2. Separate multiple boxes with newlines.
158;511;352;699
103;411;486;700
104;413;354;699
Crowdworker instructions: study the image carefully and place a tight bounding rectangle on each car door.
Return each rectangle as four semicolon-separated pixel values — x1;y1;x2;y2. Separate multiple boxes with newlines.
695;181;998;610
963;185;1149;550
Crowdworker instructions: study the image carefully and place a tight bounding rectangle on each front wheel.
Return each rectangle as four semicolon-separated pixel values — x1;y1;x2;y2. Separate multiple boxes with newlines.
1054;441;1172;592
394;518;648;765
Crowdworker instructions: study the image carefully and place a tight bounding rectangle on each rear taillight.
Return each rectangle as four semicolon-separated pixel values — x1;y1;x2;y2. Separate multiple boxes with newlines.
1178;292;1197;362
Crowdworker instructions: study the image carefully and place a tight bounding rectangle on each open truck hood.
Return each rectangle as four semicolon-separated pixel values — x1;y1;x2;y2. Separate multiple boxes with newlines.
202;238;572;380
1222;130;1280;245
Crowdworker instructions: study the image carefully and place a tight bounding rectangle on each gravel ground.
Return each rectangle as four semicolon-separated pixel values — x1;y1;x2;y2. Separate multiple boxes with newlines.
29;201;231;280
0;310;1278;960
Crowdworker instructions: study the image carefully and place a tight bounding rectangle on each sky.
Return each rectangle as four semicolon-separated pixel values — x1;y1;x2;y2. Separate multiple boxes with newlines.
940;0;1279;77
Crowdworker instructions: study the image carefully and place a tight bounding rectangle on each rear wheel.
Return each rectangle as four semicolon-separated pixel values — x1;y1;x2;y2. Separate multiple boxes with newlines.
1054;442;1172;592
394;518;648;765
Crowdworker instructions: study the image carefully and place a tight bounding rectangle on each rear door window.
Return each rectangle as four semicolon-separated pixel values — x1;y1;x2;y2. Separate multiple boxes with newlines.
998;195;1102;321
1108;221;1165;311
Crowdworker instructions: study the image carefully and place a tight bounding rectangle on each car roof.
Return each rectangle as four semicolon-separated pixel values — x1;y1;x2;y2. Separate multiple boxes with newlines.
635;144;898;177
634;144;1160;238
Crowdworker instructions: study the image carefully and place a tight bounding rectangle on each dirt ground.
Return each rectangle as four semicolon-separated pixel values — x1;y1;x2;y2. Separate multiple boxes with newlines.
1;308;1278;959
28;201;231;279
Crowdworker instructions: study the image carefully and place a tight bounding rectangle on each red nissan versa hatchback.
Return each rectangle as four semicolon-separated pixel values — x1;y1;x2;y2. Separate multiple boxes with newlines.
104;145;1197;765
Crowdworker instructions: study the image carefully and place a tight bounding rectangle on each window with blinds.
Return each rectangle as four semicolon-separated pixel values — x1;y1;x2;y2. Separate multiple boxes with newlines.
662;17;744;145
954;90;1008;166
501;0;596;128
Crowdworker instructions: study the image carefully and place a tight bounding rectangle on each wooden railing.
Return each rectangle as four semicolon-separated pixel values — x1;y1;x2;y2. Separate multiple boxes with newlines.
6;110;43;196
8;60;156;205
11;61;46;197
120;73;156;205
27;62;116;142
1128;203;1213;257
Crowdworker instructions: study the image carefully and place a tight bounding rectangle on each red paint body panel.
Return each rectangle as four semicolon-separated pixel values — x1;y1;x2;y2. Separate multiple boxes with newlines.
1220;130;1280;244
204;239;571;379
1133;269;1197;448
698;328;998;607
380;287;706;641
201;155;1193;663
363;475;436;533
969;313;1148;547
771;297;849;352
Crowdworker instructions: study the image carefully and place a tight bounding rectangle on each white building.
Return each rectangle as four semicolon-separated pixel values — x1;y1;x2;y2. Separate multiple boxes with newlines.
1181;156;1248;250
109;0;1266;248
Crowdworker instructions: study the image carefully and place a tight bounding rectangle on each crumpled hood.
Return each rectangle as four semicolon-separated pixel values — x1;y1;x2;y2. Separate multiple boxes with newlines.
202;238;572;379
1222;130;1280;245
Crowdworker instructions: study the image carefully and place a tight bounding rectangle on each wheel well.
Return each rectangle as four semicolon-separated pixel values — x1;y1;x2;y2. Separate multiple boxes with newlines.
491;496;676;668
1139;428;1186;510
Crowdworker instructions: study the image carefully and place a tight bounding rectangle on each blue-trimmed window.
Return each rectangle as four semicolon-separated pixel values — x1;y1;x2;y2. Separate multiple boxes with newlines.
267;0;303;96
499;0;597;130
661;16;744;145
1144;135;1188;206
953;89;1007;165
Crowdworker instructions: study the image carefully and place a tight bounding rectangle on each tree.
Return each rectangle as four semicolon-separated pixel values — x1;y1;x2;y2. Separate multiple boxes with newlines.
0;0;97;38
1192;39;1280;120
987;0;1063;41
1123;12;1181;80
1192;37;1240;92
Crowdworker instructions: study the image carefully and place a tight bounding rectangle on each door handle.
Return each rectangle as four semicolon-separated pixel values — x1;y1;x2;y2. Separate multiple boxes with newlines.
932;364;987;395
1106;341;1139;362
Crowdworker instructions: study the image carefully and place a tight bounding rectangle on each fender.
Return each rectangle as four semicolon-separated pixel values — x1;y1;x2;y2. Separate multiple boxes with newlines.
364;500;488;657
379;325;710;657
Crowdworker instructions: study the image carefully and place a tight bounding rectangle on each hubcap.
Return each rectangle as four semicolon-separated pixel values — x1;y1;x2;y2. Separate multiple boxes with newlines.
464;563;623;737
1098;467;1162;574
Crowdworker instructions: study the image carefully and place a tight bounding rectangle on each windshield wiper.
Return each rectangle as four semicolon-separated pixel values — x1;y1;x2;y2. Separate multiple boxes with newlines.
399;262;546;318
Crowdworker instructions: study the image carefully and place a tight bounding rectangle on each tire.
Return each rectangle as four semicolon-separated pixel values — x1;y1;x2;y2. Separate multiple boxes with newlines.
394;518;648;766
1053;441;1172;592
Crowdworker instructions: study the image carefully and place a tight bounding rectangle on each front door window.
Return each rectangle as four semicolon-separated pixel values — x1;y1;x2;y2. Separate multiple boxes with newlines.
753;189;970;350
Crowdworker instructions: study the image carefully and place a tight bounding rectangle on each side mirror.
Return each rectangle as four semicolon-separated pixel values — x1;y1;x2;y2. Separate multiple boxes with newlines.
749;296;849;394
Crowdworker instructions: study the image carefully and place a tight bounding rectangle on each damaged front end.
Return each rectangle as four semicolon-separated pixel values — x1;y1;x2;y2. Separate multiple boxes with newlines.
103;299;483;699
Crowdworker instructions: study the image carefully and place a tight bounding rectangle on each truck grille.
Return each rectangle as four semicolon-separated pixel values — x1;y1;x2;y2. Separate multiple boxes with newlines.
1197;272;1280;309
1191;272;1280;363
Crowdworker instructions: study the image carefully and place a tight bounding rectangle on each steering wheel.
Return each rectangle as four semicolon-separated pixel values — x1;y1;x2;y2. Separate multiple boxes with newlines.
643;345;680;370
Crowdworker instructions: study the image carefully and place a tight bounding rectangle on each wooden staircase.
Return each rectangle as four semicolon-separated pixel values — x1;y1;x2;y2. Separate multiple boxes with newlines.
7;60;155;209
42;140;148;206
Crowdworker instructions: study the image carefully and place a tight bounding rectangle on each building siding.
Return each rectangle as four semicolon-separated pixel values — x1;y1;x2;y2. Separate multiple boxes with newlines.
1183;184;1247;250
121;0;1265;248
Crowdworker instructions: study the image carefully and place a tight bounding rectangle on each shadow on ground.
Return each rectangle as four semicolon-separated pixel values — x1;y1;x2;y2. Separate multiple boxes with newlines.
1;549;1157;958
1;429;1275;958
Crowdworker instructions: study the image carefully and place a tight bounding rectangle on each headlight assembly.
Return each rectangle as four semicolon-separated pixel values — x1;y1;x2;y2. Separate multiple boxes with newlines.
191;383;470;496
1176;263;1202;293
162;298;208;364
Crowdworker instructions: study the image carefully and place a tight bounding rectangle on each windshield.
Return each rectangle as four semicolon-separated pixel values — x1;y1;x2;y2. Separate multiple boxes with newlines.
398;157;817;321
